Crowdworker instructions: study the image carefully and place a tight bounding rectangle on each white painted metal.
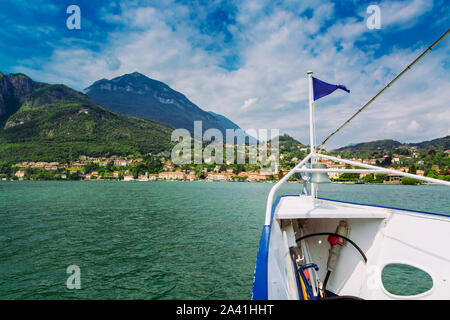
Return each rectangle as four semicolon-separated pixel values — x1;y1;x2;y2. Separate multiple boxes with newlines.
267;219;299;299
297;168;391;174
317;153;450;186
298;212;386;297
307;71;315;156
264;150;449;226
264;151;449;226
298;227;319;297
307;71;316;199
363;209;450;299
264;153;313;225
267;199;450;299
274;196;388;219
282;228;300;300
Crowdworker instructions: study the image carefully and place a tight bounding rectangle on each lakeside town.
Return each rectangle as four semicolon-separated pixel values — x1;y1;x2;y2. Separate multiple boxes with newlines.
2;144;449;184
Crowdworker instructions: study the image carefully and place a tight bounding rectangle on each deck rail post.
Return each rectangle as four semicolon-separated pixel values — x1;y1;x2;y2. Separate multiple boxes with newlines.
264;152;314;225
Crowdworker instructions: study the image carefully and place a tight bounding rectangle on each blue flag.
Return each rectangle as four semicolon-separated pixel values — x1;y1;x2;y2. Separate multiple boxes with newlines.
313;77;350;101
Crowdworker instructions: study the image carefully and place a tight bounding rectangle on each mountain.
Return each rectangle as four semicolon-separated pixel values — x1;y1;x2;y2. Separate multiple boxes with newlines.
335;139;403;152
207;111;261;144
0;73;173;162
335;136;450;153
269;134;306;152
207;111;240;131
277;133;305;146
0;72;35;124
407;135;450;150
84;72;240;136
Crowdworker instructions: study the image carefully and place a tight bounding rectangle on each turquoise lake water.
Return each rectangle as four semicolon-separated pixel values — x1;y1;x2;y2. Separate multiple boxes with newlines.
0;181;448;299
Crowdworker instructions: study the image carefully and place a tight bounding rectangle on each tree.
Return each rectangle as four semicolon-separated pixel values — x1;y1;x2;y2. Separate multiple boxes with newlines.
340;173;360;180
106;161;114;172
401;177;421;185
0;162;12;175
374;174;388;183
232;164;245;175
84;163;100;174
363;174;374;183
145;157;163;173
381;157;392;166
427;171;437;179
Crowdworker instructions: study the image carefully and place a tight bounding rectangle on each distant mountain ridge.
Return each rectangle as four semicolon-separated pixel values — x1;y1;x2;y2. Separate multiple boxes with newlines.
276;133;305;146
207;111;240;131
84;72;241;136
269;134;306;152
335;139;402;152
335;136;450;152
0;72;173;162
407;135;450;150
0;72;35;124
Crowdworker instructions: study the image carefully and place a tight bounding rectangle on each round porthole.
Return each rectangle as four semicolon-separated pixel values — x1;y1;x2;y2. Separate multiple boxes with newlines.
381;263;433;297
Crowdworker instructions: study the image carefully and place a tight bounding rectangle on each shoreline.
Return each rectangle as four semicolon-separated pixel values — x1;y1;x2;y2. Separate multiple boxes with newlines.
0;179;441;185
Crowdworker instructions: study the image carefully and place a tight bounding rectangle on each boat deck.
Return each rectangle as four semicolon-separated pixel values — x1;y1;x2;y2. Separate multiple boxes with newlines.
274;195;388;219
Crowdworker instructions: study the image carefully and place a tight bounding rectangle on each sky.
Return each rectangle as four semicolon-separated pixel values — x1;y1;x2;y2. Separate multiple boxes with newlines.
0;0;449;149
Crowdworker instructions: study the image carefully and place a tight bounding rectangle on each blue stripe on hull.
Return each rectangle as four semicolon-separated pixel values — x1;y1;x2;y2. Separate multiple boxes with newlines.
252;225;271;300
252;195;293;300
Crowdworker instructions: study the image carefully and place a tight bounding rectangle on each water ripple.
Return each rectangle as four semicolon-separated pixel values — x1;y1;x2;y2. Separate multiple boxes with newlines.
0;181;448;299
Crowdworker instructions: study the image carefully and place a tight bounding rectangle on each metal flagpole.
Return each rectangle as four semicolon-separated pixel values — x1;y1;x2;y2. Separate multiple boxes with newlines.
307;71;316;198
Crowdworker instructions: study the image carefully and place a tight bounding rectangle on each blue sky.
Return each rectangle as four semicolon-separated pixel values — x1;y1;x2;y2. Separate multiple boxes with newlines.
0;0;449;149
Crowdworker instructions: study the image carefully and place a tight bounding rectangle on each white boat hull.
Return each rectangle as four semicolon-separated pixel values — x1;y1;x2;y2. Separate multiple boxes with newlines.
253;195;450;300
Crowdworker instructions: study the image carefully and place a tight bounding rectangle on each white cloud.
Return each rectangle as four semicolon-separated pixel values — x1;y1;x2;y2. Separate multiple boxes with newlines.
240;97;259;110
407;120;421;131
10;0;449;150
379;0;434;29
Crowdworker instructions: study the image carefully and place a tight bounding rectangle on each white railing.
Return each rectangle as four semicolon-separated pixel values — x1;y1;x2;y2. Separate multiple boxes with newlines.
264;152;450;225
296;168;390;174
317;153;450;186
264;152;313;225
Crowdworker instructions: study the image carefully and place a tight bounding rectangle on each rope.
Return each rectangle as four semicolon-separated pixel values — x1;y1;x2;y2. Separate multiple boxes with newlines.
296;232;367;263
318;29;450;150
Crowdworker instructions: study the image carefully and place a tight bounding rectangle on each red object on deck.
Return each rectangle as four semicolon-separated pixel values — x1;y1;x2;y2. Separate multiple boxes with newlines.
328;235;340;246
303;269;310;282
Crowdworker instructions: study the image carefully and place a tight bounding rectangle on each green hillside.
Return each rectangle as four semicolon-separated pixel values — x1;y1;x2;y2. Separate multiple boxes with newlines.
408;136;450;150
0;73;173;163
335;136;449;155
335;139;402;152
275;134;306;151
